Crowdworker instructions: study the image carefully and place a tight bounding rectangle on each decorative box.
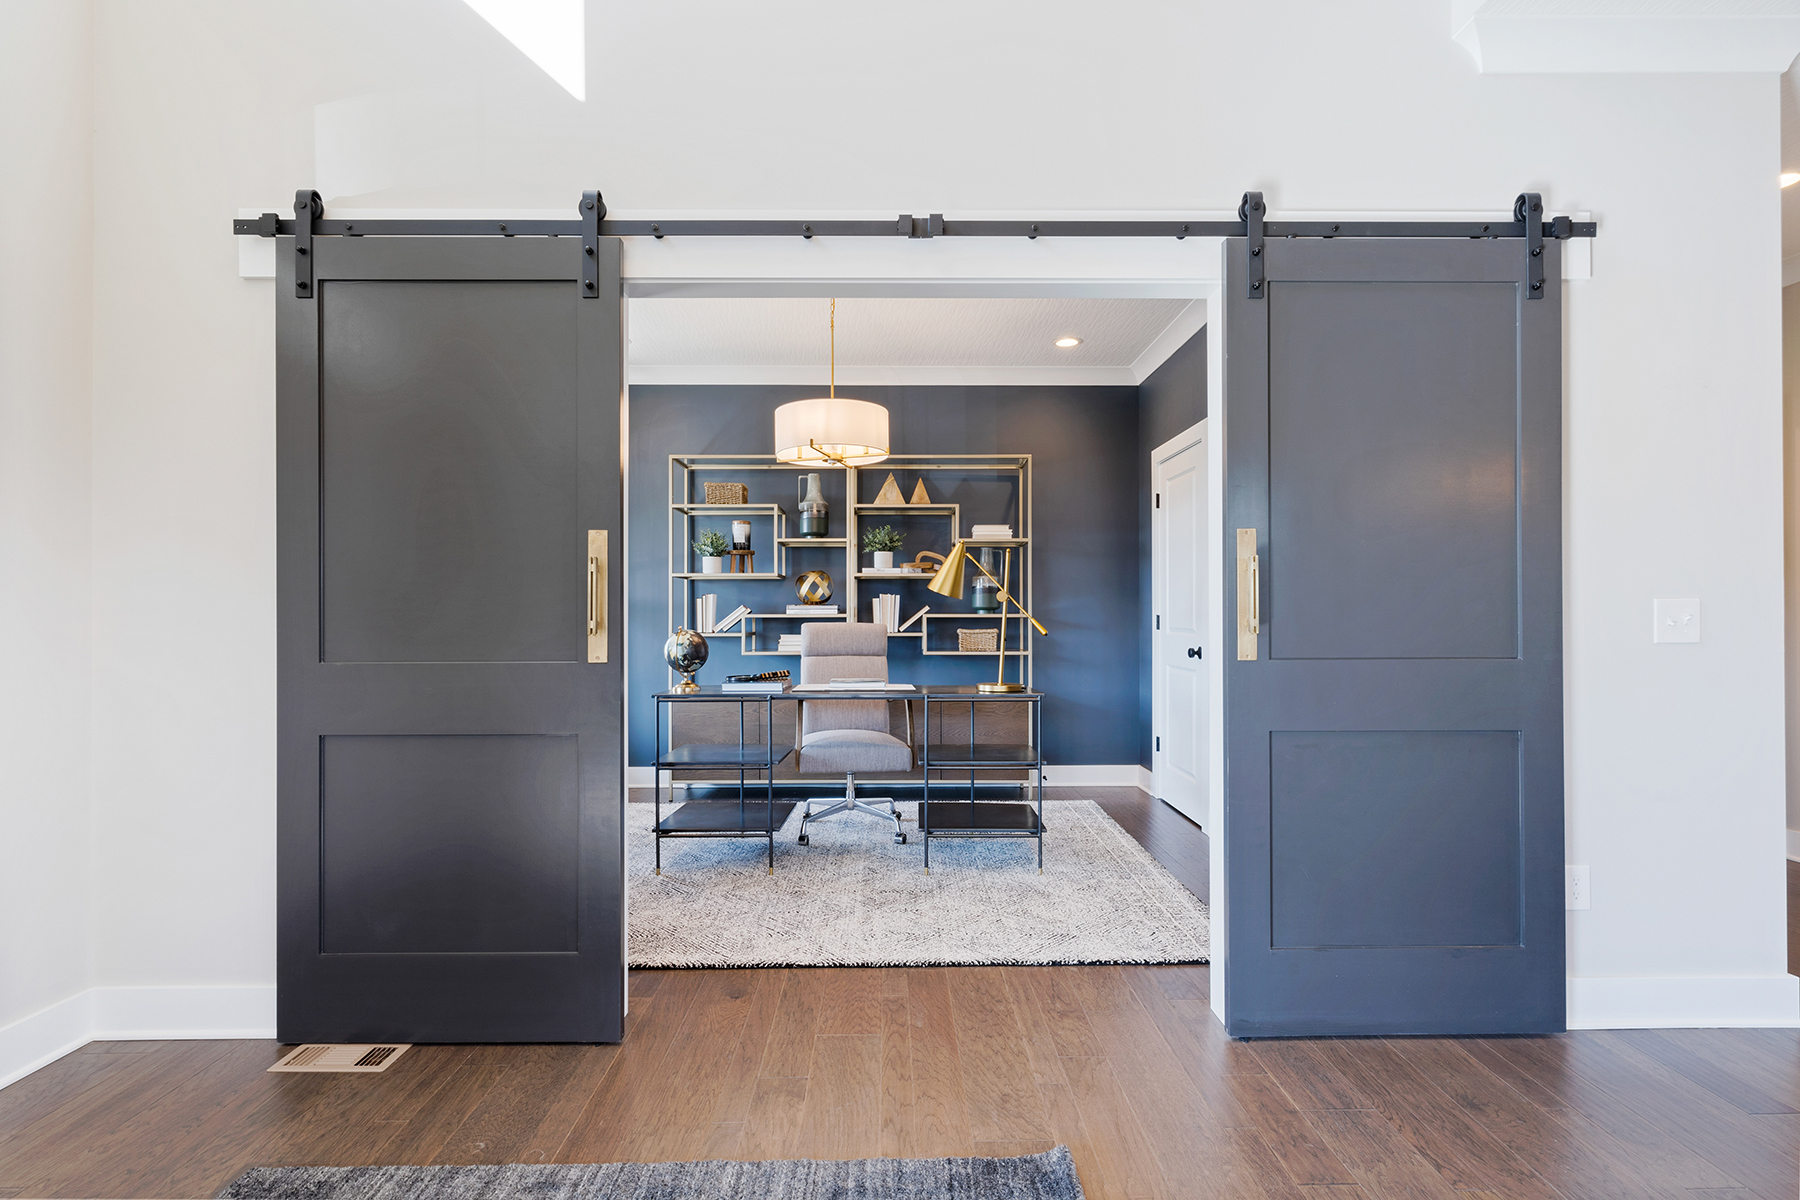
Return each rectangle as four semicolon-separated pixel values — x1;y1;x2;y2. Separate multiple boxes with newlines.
703;481;749;505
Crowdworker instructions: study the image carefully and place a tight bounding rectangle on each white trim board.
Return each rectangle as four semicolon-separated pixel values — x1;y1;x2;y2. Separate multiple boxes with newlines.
1567;974;1800;1029
0;986;276;1092
1788;828;1800;862
629;364;1141;388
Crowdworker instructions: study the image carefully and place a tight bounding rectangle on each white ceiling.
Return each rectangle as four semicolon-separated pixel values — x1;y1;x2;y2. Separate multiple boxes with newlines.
625;297;1202;386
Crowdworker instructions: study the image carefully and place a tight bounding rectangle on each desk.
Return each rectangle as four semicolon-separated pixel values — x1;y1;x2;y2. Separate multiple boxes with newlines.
650;689;794;874
651;684;1046;874
913;686;1045;873
792;684;1045;872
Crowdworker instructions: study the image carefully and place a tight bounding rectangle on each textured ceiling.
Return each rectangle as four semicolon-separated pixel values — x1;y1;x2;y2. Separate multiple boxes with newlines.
625;297;1194;370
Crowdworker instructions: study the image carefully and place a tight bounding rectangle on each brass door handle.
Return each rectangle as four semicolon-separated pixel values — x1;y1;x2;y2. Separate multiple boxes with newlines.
1236;528;1259;660
587;530;608;663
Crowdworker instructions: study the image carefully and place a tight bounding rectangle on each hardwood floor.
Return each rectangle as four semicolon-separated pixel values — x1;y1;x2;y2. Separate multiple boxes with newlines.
1;792;1795;1199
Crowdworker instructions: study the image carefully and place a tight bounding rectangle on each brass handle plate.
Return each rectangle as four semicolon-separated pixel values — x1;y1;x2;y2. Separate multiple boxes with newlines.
587;530;608;663
1236;528;1259;661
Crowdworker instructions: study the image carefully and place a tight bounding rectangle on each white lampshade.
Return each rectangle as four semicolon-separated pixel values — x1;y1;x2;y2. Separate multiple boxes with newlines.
773;397;890;466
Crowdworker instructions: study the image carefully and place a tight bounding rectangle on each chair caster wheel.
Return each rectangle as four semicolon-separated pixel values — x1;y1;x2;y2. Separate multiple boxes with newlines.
895;833;907;845
797;834;809;846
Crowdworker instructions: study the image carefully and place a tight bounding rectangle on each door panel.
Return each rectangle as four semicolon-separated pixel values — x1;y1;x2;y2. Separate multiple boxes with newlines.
1222;237;1563;1036
1268;281;1519;661
321;734;580;955
279;237;624;1043
320;280;580;665
1269;730;1521;949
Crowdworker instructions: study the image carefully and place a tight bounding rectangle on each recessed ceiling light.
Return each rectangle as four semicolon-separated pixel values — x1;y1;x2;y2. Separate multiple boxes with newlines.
1054;336;1082;348
1783;172;1800;188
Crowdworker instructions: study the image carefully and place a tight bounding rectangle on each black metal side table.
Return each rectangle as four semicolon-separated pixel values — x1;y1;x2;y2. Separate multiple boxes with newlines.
918;687;1045;873
650;687;794;874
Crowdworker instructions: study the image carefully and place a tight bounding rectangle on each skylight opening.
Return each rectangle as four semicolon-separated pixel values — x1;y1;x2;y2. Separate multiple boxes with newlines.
463;0;585;101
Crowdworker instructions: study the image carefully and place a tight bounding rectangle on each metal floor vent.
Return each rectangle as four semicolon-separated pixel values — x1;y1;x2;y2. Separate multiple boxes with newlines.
268;1043;412;1074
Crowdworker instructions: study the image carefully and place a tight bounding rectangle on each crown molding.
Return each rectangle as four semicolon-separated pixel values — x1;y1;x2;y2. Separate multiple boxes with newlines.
1453;3;1800;73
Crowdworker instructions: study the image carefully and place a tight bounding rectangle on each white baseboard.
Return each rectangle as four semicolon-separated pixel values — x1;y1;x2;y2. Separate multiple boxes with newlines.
0;985;276;1091
1039;765;1147;788
1788;828;1800;862
627;765;1152;790
1567;974;1800;1029
0;989;94;1091
1136;765;1155;795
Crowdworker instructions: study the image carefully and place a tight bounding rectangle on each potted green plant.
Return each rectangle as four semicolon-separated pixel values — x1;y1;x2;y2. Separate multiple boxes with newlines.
694;529;730;574
862;524;904;571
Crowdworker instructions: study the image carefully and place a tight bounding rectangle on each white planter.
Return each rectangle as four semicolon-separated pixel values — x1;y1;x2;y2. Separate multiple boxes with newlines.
701;556;724;574
872;551;895;571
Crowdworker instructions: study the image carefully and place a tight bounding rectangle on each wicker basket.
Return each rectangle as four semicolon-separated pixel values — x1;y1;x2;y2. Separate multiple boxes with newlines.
957;628;999;653
703;481;748;505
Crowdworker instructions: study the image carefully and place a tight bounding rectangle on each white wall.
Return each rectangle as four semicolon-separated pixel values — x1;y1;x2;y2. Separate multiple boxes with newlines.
48;0;1800;1032
0;0;95;1037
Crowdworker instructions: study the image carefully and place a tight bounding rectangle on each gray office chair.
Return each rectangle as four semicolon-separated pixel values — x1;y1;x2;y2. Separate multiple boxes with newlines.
794;622;912;846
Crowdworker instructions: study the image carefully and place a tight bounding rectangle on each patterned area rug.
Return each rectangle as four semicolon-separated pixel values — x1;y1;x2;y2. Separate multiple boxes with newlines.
629;799;1208;968
218;1147;1084;1198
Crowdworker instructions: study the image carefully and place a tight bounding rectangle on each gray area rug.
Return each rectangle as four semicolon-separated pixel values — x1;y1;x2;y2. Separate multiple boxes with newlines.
630;799;1208;968
218;1146;1085;1198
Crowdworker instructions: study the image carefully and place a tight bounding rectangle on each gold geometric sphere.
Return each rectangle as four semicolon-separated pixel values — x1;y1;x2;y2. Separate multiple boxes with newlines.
795;571;834;605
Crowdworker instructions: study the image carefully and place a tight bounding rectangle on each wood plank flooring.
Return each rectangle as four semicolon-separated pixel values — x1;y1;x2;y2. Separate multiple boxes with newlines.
0;790;1794;1198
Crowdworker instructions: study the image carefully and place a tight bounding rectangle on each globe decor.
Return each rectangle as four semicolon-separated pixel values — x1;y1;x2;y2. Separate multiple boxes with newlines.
795;571;834;606
663;627;708;693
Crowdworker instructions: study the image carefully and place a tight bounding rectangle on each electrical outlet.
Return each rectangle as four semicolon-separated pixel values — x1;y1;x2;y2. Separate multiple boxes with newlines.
1652;598;1700;643
1565;865;1590;910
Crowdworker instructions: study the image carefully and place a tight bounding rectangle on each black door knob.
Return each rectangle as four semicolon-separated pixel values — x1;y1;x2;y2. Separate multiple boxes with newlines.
1186;646;1202;659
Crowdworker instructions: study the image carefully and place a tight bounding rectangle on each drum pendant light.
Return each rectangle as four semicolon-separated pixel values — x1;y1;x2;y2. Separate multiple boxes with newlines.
773;299;889;466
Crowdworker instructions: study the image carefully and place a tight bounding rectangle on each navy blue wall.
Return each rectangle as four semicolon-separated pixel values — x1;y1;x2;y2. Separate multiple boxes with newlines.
1135;331;1208;769
628;384;1141;767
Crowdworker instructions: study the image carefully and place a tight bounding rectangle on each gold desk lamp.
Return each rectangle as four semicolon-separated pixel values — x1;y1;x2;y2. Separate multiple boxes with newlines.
927;541;1047;693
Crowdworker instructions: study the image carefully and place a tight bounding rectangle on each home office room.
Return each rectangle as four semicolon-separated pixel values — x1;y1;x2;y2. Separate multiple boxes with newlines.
623;295;1210;966
6;2;1800;1198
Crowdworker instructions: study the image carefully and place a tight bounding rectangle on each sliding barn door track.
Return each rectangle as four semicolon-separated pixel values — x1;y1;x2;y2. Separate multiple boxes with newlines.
236;189;1594;301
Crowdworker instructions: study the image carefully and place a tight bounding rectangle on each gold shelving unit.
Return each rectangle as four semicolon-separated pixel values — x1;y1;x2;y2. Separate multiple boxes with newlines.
669;454;1032;684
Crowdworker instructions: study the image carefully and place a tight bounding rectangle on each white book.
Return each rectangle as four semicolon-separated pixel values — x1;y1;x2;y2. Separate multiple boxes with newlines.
899;604;929;632
721;681;787;692
692;594;710;633
715;604;752;633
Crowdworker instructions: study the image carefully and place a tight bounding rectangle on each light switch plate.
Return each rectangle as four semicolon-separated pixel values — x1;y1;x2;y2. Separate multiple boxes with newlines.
1652;598;1700;643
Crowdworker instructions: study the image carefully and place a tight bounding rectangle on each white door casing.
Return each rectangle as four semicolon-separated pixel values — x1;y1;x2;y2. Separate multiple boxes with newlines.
1152;420;1208;825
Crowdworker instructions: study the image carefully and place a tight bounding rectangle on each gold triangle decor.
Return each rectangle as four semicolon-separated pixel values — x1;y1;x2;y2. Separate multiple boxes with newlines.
873;473;906;505
909;479;932;505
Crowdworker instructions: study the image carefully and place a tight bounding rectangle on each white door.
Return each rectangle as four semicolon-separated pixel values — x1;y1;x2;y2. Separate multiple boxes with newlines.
1152;421;1207;824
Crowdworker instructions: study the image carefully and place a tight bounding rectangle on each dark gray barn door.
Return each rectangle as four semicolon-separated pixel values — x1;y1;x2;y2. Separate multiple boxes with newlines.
1221;237;1563;1036
278;237;625;1043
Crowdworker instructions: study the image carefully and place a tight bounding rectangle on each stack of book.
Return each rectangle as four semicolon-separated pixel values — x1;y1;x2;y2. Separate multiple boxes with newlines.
787;604;839;615
693;593;718;633
723;670;789;693
971;524;1014;540
870;593;902;633
776;633;804;653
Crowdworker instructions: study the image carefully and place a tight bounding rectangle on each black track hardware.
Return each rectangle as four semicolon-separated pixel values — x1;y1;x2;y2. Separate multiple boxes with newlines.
236;190;1596;301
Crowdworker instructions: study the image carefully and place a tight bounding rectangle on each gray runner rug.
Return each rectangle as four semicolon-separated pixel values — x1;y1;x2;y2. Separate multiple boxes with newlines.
218;1146;1085;1198
630;799;1208;968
